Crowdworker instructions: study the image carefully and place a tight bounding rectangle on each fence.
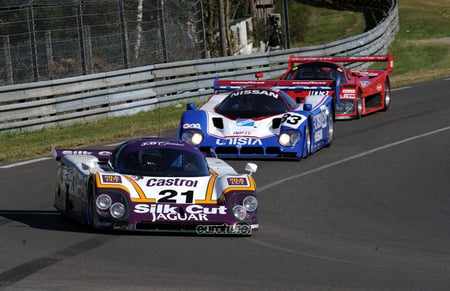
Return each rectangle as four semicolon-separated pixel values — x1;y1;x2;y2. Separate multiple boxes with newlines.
0;0;206;85
0;0;399;133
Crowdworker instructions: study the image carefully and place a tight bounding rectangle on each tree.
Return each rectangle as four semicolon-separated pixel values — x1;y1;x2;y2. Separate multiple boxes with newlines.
202;0;254;57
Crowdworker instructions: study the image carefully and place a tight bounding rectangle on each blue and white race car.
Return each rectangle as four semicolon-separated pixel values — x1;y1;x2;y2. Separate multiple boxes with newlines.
178;78;335;159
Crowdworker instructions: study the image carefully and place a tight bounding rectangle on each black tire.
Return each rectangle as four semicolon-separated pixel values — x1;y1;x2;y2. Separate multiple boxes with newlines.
382;79;391;111
326;106;334;147
64;184;70;213
303;123;311;158
86;182;97;227
356;91;363;119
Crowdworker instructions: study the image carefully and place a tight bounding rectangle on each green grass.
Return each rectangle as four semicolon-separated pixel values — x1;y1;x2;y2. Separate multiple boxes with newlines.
273;2;367;45
1;0;449;164
1;103;187;163
388;0;450;86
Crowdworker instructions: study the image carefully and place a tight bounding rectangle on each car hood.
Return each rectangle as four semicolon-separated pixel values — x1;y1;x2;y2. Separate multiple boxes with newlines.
205;111;283;138
94;171;253;204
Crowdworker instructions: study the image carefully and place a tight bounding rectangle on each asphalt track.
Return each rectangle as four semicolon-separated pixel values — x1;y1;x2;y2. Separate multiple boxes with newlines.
1;77;449;290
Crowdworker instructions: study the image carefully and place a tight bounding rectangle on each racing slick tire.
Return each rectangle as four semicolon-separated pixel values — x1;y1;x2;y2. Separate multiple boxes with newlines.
58;184;71;219
303;122;311;158
382;79;391;111
326;106;334;147
356;91;363;119
86;182;98;227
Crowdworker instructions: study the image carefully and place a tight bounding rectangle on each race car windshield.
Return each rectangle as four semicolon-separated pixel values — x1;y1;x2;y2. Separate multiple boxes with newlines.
216;89;288;119
283;62;344;81
117;148;210;177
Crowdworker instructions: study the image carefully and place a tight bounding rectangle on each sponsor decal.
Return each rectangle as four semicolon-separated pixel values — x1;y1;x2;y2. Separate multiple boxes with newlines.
376;83;383;91
196;223;252;235
216;137;262;146
134;204;227;222
61;150;111;157
233;130;252;135
183;123;201;129
230;89;278;98
314;129;323;142
342;89;356;93
312;105;328;130
342;94;356;99
236;119;255;127
101;175;122;184
146;178;199;187
140;140;184;147
308;90;328;96
227;177;249;186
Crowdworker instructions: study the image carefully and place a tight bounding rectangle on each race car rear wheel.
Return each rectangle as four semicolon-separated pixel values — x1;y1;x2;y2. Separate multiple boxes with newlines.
356;91;363;119
382;79;391;111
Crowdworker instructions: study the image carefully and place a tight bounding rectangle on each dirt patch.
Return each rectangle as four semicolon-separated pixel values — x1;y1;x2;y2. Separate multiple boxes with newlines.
405;37;450;44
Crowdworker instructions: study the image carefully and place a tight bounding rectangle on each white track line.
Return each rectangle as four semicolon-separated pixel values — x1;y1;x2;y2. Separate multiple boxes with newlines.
258;126;450;193
0;157;52;169
251;126;450;268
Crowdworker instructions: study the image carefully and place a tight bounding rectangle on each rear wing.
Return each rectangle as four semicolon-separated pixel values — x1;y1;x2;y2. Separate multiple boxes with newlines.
213;77;334;93
51;146;112;162
285;53;394;73
213;76;344;105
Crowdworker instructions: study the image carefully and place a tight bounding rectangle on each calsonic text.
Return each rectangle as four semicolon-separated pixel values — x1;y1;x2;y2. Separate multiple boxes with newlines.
146;178;198;187
312;106;328;130
134;204;227;222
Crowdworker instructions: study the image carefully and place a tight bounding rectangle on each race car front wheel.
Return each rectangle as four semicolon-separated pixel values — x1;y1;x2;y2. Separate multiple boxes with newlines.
382;79;391;111
326;107;334;146
304;123;311;158
356;91;363;119
86;182;98;227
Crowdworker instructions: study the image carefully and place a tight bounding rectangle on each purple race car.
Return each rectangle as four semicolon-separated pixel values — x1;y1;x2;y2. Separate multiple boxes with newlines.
52;138;258;235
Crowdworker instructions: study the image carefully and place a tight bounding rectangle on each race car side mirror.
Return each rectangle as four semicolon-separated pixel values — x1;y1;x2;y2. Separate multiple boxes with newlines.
245;163;258;175
186;103;196;110
303;103;312;111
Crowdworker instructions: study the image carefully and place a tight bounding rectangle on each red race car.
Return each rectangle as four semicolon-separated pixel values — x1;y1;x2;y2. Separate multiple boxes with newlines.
278;54;394;119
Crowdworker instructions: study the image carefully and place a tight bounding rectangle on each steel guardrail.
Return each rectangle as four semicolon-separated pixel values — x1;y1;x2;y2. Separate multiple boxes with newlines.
0;0;398;132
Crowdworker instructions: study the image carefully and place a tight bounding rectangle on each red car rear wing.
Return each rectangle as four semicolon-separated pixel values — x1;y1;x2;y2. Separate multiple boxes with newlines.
286;53;394;73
